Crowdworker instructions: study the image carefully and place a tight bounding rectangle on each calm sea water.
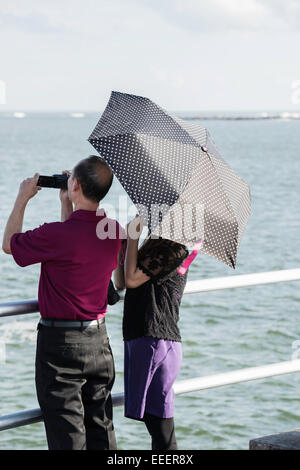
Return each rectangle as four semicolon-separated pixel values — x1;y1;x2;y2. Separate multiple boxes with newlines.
0;112;300;450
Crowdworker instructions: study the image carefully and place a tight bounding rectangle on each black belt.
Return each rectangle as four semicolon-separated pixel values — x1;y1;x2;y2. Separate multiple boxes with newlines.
39;317;105;328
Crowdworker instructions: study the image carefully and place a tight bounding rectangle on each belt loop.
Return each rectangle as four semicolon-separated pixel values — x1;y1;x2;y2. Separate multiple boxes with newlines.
51;320;54;328
97;319;100;329
80;320;84;332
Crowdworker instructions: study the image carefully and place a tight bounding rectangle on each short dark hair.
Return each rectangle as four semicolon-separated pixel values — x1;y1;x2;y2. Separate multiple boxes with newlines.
73;155;113;203
138;236;187;260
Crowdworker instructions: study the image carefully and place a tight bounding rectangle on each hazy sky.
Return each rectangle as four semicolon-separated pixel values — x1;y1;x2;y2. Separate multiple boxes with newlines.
0;0;300;111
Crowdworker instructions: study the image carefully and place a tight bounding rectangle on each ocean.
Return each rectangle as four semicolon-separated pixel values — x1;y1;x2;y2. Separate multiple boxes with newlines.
0;111;300;450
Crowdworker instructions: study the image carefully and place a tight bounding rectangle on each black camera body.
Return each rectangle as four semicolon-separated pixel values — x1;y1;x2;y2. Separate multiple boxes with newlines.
107;280;120;305
37;174;70;190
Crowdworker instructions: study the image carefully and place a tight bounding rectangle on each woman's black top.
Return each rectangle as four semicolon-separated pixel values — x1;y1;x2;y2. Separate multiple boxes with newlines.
122;241;189;342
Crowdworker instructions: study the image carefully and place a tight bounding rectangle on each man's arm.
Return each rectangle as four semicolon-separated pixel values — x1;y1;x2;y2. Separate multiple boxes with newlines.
2;173;41;254
2;198;27;254
59;170;73;222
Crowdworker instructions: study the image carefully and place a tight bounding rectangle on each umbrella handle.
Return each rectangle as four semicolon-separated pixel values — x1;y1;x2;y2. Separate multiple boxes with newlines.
177;239;203;275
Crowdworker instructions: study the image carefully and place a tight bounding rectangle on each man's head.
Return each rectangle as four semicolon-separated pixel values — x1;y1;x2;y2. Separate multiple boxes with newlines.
68;155;113;207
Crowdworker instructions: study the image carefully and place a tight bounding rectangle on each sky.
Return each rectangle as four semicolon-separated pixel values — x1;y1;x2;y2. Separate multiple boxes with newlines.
0;0;300;112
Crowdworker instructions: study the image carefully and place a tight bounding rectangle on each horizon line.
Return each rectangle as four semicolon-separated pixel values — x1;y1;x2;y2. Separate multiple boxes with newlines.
1;108;300;113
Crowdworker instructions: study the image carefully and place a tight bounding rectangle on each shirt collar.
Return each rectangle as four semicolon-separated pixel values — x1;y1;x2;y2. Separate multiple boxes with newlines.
67;208;107;221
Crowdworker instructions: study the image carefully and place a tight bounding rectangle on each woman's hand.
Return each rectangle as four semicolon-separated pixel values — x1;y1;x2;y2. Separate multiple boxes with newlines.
126;214;144;240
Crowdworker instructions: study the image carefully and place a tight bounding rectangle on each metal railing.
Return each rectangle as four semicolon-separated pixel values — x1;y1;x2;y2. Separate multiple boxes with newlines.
1;267;300;432
1;268;300;318
2;359;300;431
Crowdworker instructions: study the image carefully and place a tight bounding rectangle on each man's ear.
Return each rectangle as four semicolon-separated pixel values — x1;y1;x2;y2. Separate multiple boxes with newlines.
72;177;80;192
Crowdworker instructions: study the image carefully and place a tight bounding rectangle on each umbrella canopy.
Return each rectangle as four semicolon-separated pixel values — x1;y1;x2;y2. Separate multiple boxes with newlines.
88;91;251;269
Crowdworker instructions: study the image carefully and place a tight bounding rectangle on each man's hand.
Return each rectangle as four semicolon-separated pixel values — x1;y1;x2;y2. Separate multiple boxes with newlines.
17;173;41;203
59;170;72;205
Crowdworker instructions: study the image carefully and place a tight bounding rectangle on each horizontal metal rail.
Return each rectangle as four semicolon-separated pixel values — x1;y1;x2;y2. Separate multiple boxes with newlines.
1;359;300;431
0;298;39;317
184;268;300;293
1;268;300;318
0;393;124;431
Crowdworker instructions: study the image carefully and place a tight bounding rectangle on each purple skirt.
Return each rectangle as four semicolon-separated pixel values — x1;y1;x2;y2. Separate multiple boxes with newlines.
124;336;182;421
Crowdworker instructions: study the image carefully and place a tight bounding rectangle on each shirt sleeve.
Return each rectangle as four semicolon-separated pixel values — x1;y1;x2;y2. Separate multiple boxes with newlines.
10;222;60;267
137;240;189;284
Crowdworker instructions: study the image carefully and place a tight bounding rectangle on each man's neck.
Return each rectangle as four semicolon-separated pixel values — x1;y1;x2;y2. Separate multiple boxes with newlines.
74;202;99;212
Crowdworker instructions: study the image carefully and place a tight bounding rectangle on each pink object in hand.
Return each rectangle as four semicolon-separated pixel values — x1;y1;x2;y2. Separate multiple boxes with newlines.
177;239;203;275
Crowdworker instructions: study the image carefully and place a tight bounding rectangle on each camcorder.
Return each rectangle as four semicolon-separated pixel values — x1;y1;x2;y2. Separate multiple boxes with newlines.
37;174;70;190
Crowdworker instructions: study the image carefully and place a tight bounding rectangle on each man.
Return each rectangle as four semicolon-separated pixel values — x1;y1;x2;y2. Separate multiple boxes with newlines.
2;155;126;450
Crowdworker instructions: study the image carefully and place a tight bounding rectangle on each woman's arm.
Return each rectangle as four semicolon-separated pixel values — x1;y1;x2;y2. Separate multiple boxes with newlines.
113;241;126;290
124;216;150;289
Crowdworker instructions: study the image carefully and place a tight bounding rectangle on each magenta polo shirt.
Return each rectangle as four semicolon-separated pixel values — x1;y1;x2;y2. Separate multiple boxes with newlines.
10;209;126;321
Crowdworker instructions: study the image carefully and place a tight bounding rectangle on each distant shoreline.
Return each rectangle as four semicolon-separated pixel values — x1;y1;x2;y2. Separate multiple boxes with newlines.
184;114;300;121
0;111;300;121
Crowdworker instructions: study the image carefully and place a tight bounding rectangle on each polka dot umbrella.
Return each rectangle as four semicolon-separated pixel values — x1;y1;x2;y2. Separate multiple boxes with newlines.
88;91;251;269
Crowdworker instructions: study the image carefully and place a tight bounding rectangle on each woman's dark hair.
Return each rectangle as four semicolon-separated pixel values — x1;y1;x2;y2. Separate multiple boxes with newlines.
73;155;113;203
138;236;166;259
138;235;187;261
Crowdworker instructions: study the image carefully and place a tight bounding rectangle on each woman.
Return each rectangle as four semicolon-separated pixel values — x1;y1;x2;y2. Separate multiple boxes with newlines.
114;215;190;450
